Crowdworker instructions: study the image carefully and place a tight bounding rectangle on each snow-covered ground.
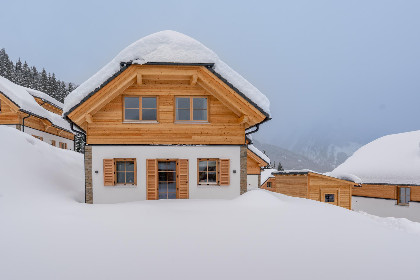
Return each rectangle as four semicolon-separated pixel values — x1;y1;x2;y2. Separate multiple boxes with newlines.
1;126;420;280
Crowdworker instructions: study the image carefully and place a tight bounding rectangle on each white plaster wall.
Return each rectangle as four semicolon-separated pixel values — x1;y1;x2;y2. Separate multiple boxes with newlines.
352;196;420;222
22;127;74;151
91;145;241;203
247;175;259;191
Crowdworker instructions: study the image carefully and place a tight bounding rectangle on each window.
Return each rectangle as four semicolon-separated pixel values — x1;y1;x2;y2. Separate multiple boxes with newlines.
103;158;137;186
324;194;335;202
32;135;43;141
198;159;218;184
124;96;157;121
59;142;67;149
398;187;410;205
51;140;56;146
267;182;272;188
116;160;136;185
176;97;207;122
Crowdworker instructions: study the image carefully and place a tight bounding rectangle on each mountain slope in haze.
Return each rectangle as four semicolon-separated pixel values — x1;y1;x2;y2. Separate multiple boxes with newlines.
252;139;333;172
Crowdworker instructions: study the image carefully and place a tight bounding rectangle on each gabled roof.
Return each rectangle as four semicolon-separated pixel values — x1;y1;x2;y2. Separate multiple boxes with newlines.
0;76;72;133
26;87;64;109
63;30;270;118
248;144;270;165
274;170;356;184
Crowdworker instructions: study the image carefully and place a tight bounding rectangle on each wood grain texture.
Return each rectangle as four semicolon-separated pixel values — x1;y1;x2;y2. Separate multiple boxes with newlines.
146;159;158;200
219;159;230;186
103;159;115;186
34;97;63;115
177;159;189;199
353;184;420;202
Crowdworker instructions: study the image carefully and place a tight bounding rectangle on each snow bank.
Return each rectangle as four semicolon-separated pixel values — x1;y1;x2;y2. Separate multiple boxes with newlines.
248;144;270;164
63;30;270;116
0;76;71;131
331;130;420;185
1;126;420;280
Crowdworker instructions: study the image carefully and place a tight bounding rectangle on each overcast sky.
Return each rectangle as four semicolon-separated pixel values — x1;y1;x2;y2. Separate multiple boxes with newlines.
1;0;419;148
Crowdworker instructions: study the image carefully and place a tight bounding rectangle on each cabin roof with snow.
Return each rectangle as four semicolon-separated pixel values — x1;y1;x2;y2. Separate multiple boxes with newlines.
330;130;420;185
63;30;270;122
0;76;72;133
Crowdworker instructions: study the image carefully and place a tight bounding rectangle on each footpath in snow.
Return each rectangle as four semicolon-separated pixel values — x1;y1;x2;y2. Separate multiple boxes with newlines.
1;126;420;280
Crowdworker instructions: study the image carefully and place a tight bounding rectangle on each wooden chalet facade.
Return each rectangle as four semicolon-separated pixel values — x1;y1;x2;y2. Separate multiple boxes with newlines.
0;77;74;150
64;31;270;203
261;171;354;209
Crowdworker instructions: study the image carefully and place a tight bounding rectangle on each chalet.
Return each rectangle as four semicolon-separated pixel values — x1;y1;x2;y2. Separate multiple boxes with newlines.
330;130;420;221
63;30;271;203
0;76;75;150
260;170;354;209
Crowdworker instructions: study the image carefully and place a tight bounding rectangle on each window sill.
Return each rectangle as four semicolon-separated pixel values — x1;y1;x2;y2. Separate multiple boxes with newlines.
110;184;137;187
175;121;209;124
198;183;220;186
123;121;159;124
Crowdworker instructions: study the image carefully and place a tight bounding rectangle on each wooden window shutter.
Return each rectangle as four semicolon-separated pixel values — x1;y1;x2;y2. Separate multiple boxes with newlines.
103;159;115;186
177;159;189;199
146;159;158;200
219;159;230;186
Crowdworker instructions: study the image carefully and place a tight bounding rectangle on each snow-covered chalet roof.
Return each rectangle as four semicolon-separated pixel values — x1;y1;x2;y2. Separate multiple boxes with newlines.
63;30;270;117
260;168;276;185
248;144;270;164
330;130;420;185
0;76;72;132
25;87;64;109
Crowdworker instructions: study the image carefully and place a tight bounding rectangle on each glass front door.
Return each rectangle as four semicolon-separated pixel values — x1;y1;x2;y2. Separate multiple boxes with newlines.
158;161;177;199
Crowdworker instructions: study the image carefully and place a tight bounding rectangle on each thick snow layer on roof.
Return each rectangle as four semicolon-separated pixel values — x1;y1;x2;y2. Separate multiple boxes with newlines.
25;87;64;109
248;144;270;164
261;168;276;185
0;76;71;132
330;130;420;185
64;30;270;116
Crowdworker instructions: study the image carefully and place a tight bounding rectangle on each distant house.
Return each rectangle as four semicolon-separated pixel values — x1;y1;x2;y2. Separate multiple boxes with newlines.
0;76;75;150
260;170;353;209
247;144;270;190
63;30;271;203
330;130;420;221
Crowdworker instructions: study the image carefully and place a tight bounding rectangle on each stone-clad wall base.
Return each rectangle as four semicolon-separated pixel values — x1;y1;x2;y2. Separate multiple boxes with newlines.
85;145;93;204
240;145;247;195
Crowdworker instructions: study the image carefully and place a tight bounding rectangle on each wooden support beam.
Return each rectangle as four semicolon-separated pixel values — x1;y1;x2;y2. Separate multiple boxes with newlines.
86;113;93;124
190;74;198;86
238;115;249;124
136;73;142;85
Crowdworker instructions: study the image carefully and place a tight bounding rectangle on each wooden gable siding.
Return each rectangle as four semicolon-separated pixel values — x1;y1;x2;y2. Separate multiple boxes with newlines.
260;177;275;189
86;85;245;145
308;173;352;210
273;174;308;198
247;155;262;174
353;184;420;202
0;93;20;124
34;97;63;115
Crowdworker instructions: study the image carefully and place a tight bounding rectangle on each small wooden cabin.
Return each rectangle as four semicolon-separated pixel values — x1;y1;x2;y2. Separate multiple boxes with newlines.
261;171;354;209
353;183;420;205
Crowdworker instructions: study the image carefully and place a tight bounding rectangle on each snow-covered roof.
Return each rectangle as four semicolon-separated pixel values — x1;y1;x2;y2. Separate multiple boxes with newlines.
248;144;270;164
330;130;420;185
0;76;72;132
25;87;64;109
261;168;276;185
63;30;270;116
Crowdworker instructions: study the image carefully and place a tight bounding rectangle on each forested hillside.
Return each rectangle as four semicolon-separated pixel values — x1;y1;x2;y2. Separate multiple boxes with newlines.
0;48;76;103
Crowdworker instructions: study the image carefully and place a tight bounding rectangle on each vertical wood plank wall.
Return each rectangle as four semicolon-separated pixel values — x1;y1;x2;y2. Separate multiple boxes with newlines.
353;184;420;202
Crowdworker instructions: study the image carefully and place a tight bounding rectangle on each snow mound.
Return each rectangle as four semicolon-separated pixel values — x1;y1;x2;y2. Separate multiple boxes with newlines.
2;126;420;280
0;76;71;131
64;30;270;116
331;130;420;185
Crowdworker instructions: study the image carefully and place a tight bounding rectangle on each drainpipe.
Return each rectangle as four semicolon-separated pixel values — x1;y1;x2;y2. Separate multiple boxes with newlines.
65;116;87;152
22;114;31;132
245;117;272;139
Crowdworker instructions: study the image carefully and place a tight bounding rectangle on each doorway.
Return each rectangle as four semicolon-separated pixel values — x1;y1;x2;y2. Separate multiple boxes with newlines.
158;161;177;199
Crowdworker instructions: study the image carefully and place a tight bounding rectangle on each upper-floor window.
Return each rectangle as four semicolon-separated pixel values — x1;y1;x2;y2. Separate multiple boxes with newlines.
124;96;157;121
398;187;410;206
175;97;207;122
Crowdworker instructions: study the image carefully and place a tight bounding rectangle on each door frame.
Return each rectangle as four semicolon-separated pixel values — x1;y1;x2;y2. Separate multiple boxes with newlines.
157;159;180;199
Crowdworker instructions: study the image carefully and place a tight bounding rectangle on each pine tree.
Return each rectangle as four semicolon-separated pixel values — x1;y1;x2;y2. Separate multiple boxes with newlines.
0;48;10;78
30;66;39;89
14;58;23;84
22;61;31;87
277;161;284;171
39;68;48;93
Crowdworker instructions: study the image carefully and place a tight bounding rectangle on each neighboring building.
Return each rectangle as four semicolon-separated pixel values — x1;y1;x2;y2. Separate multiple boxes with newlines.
261;170;354;210
247;144;270;190
330;130;420;221
63;30;271;203
0;76;75;150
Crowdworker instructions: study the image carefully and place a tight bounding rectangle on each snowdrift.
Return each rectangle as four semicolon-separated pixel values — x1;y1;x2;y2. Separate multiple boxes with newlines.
1;126;420;280
331;130;420;185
